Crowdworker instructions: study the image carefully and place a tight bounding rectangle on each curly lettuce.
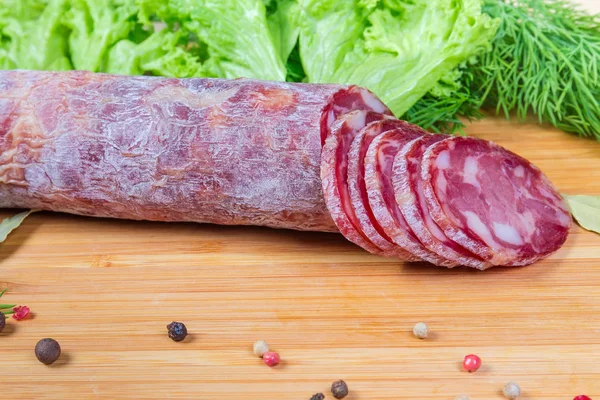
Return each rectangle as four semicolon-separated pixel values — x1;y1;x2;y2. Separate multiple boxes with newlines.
137;0;287;81
298;0;499;117
0;0;72;70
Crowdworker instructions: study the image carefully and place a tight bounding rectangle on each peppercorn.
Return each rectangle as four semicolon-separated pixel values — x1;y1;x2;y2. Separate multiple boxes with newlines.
413;322;429;339
12;305;30;321
331;380;349;399
463;354;482;372
35;338;61;365
263;351;280;367
502;382;521;399
574;396;592;400
167;321;187;342
310;393;325;400
253;340;269;357
0;312;5;333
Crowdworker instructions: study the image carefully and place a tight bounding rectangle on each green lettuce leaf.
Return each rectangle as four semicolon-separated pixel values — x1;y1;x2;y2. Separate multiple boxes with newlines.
64;0;138;72
297;0;367;83
265;0;301;63
298;0;499;117
137;0;287;81
285;42;307;82
105;29;206;77
0;0;72;70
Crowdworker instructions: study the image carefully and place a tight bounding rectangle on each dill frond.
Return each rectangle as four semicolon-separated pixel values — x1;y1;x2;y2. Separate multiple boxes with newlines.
475;0;600;138
405;0;600;139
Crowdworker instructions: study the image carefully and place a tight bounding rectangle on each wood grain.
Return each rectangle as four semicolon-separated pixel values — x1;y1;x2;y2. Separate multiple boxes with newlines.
1;116;599;399
1;1;599;396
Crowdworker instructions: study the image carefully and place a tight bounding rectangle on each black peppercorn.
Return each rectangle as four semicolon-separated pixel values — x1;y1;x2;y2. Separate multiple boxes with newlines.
310;393;325;400
331;380;349;399
0;312;5;333
167;321;187;342
35;338;61;365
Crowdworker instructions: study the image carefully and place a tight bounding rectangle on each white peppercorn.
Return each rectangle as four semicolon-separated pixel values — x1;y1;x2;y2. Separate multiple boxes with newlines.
503;382;521;399
413;322;429;339
253;340;269;357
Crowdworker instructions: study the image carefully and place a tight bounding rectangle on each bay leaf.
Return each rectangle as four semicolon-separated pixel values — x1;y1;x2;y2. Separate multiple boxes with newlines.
564;195;600;235
0;210;36;243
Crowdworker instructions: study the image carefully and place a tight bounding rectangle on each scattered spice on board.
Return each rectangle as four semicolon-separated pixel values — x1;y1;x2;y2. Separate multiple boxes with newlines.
331;380;349;399
463;354;482;372
253;340;269;357
263;351;280;367
12;305;30;321
503;382;521;399
35;338;61;365
413;322;430;339
309;393;325;400
167;321;187;342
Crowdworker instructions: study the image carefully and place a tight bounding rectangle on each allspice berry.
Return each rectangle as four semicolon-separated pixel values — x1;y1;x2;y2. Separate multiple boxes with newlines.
503;382;521;399
413;322;430;339
35;338;61;365
310;394;325;400
0;312;5;333
167;321;188;342
331;380;349;399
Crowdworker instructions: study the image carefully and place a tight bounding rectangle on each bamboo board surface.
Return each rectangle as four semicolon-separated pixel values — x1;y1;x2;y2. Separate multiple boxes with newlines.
1;1;600;396
0;117;599;400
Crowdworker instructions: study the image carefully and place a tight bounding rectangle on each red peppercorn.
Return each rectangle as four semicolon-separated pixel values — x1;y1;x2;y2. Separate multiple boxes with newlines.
12;305;30;321
574;396;592;400
263;351;280;367
463;354;482;372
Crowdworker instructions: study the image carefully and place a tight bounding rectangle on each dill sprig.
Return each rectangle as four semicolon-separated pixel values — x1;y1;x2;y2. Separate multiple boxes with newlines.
403;67;486;135
473;0;600;139
405;0;600;138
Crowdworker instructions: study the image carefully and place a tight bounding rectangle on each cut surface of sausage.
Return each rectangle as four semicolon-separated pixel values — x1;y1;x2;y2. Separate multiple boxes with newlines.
421;136;572;266
393;135;490;269
321;110;393;254
320;86;393;144
364;127;452;266
347;119;421;260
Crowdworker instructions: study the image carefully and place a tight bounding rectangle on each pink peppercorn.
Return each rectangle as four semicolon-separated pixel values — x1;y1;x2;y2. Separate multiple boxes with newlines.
263;351;280;367
463;354;482;372
12;305;30;321
574;396;591;400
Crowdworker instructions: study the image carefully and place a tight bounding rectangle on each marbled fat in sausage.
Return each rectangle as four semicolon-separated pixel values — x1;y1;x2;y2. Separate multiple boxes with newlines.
421;137;572;266
393;135;490;269
364;128;451;266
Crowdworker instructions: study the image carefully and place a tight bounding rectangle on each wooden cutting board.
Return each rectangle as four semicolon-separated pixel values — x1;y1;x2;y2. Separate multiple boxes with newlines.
0;115;599;399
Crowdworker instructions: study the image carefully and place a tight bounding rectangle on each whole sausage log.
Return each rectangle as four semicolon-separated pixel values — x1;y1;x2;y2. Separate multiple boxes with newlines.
0;70;389;232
